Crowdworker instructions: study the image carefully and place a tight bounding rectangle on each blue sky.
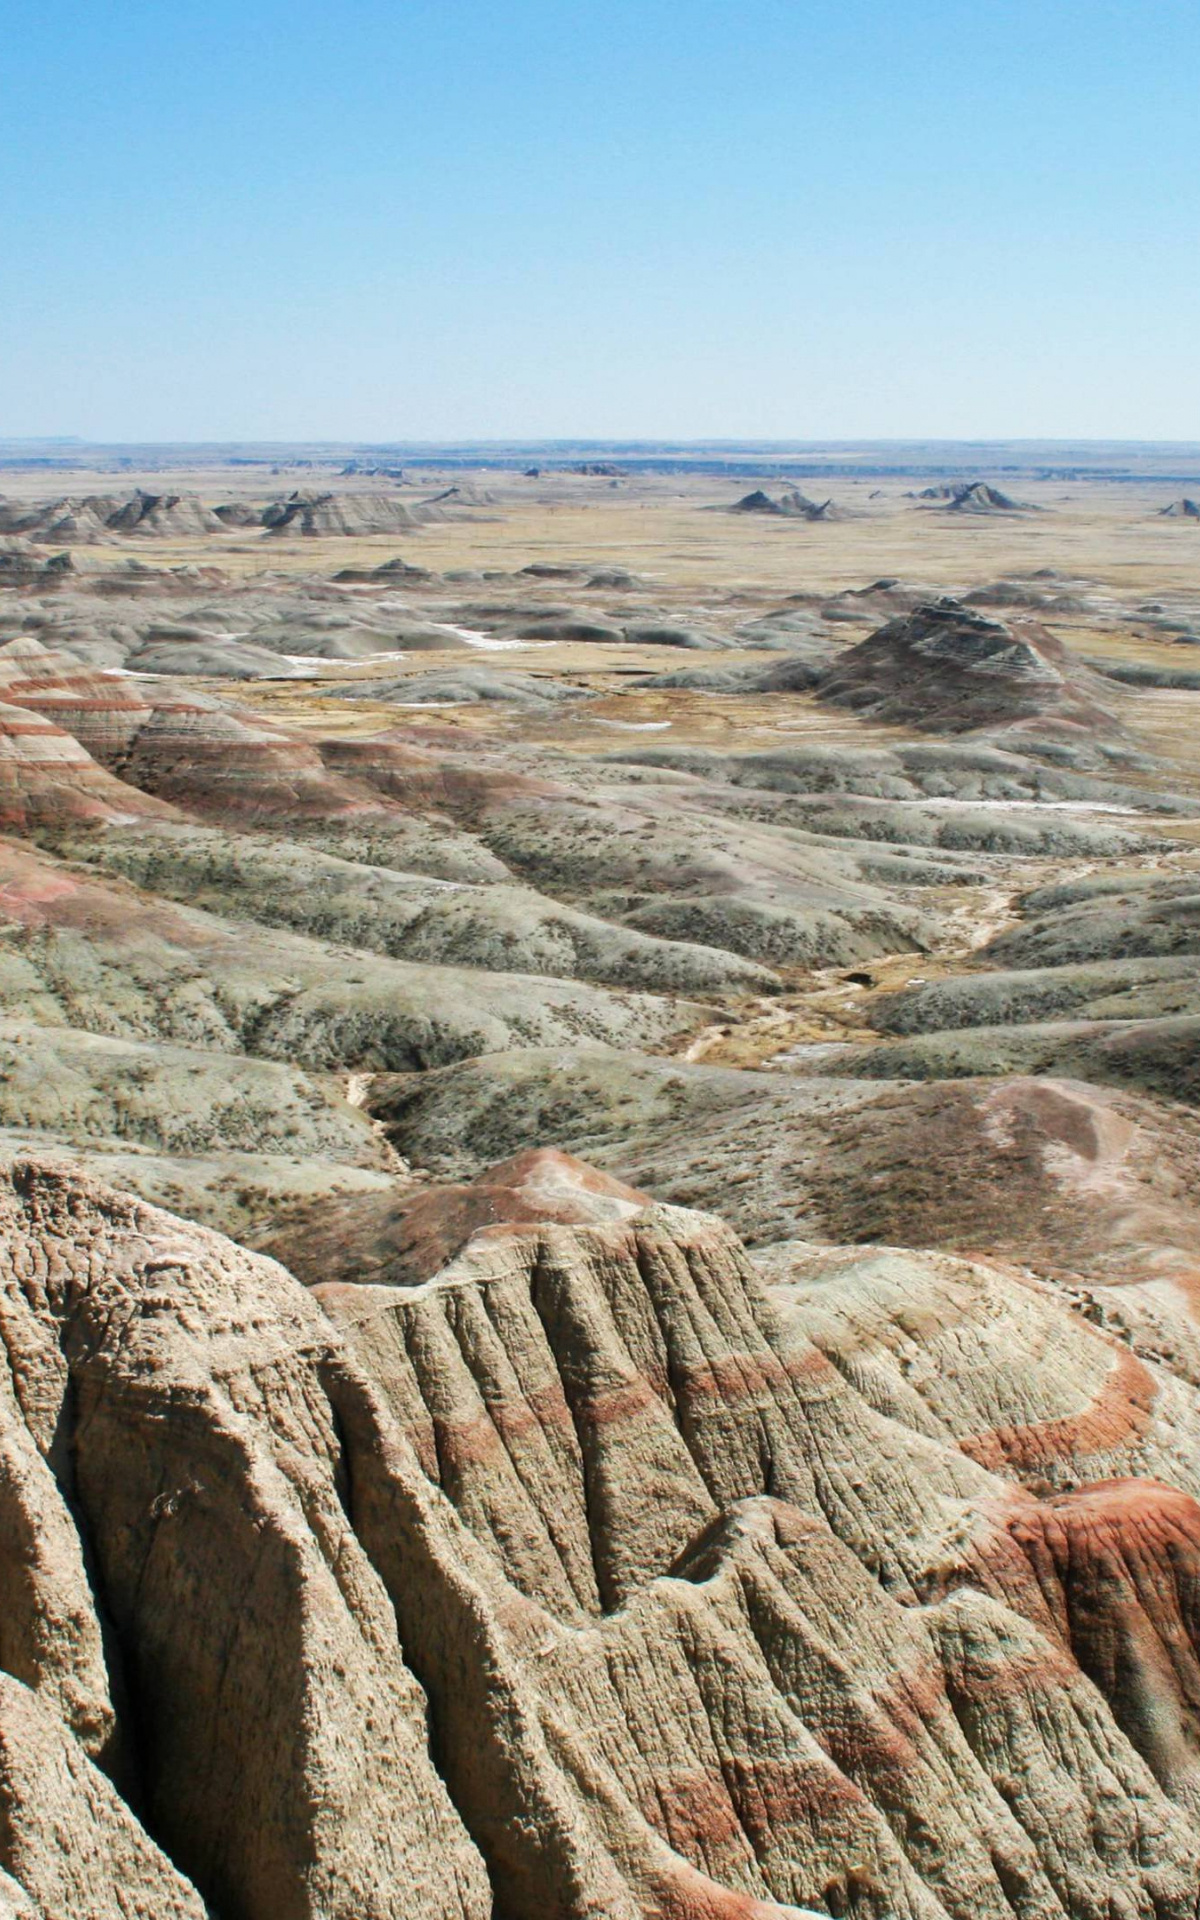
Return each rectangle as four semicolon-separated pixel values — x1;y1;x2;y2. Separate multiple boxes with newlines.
1;0;1196;441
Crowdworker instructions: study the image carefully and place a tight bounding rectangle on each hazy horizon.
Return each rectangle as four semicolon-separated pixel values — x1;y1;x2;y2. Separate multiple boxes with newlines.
5;437;1200;451
3;436;1200;483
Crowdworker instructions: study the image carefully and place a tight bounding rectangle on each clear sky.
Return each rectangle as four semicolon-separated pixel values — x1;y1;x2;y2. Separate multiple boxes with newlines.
2;0;1196;442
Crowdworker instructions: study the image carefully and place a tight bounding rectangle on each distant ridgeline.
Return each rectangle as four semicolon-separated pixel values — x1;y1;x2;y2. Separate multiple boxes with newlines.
2;437;1200;479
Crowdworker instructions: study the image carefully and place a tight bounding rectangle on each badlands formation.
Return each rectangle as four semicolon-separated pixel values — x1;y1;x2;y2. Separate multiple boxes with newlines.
0;447;1199;1918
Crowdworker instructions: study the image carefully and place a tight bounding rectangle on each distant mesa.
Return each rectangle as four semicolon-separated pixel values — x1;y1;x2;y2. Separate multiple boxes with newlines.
912;481;1035;514
33;503;111;545
816;596;1118;740
104;490;226;537
1158;498;1200;519
123;630;313;679
0;543;155;588
729;488;844;520
339;461;405;479
420;484;496;507
1087;656;1200;691
571;462;621;476
963;579;1095;613
262;485;491;537
621;620;729;650
332;556;435;585
642;641;838;694
585;566;644;589
0;539;68;586
261;490;427;538
0;489;225;543
0;495;106;544
0;496;110;545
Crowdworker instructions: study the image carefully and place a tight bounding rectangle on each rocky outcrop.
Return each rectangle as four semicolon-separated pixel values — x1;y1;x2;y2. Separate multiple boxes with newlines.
5;1154;1200;1916
0;1675;206;1920
730;490;780;514
0;1157;489;1920
1005;1479;1200;1814
331;555;435;583
767;1237;1200;1502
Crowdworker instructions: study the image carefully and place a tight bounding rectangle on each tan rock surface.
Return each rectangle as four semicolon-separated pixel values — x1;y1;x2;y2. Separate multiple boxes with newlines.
0;1675;205;1920
5;1146;1200;1916
0;1156;489;1920
311;1176;1200;1914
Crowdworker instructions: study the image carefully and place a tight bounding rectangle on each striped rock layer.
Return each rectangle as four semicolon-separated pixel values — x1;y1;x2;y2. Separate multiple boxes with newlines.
3;1154;1200;1917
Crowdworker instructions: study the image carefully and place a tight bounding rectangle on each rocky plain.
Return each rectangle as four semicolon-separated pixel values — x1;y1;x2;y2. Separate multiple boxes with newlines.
0;442;1199;1918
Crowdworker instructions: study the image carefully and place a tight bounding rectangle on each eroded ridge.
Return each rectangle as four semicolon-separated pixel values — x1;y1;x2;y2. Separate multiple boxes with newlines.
3;1152;1200;1917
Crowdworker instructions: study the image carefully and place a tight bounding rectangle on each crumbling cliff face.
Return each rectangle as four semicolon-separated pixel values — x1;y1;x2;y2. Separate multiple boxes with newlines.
5;1150;1200;1920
